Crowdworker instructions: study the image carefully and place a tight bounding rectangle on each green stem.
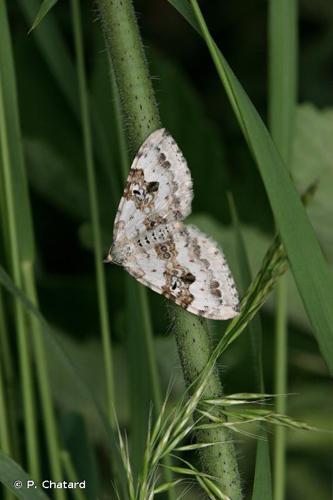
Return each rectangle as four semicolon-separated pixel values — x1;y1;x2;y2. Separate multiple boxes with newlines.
0;289;19;462
108;60;162;414
0;362;14;500
0;353;11;458
274;277;288;500
268;0;297;498
71;0;115;425
111;56;165;480
21;262;65;500
97;0;160;152
175;313;242;499
0;70;40;482
97;1;241;497
61;451;85;500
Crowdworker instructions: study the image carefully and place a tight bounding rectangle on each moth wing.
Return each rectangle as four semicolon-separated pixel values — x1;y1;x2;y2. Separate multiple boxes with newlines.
113;128;193;242
176;224;240;320
122;223;239;320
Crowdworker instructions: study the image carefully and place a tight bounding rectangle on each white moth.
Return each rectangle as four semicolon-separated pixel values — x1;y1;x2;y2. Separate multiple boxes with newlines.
105;128;239;320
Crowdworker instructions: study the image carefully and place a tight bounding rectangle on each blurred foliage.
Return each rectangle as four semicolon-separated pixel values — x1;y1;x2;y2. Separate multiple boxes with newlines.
2;1;332;499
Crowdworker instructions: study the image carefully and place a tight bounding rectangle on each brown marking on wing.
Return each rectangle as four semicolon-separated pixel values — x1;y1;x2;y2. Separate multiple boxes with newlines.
162;264;196;310
124;168;159;211
210;279;222;298
154;238;177;260
143;215;166;230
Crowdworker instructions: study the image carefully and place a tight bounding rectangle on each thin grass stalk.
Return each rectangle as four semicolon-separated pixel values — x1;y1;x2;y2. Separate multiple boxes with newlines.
19;0;119;203
0;351;14;500
97;0;166;480
0;3;67;493
97;0;241;497
21;262;65;500
0;289;19;463
0;70;40;481
268;1;298;499
60;451;86;500
273;281;288;499
71;0;115;425
228;195;273;499
0;303;11;457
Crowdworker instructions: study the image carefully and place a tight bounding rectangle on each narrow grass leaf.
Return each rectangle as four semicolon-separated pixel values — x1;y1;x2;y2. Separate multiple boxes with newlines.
228;194;272;500
0;452;49;500
252;436;272;500
153;479;183;494
60;451;85;500
228;193;265;389
0;0;34;261
19;0;115;197
269;1;297;499
174;442;226;452
168;0;333;375
163;465;214;479
29;0;59;32
0;264;127;497
71;0;115;426
196;475;230;500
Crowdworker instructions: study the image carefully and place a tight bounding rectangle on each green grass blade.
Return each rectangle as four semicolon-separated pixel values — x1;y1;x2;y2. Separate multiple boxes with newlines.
29;0;59;32
21;263;65;498
0;263;128;498
19;0;118;202
0;3;68;495
0;2;40;480
251;436;273;500
60;451;85;500
19;0;77;111
268;2;298;499
71;0;115;426
0;288;19;466
0;3;34;262
273;279;288;499
0;348;11;458
0;452;49;500
168;0;333;375
269;0;298;160
228;195;272;500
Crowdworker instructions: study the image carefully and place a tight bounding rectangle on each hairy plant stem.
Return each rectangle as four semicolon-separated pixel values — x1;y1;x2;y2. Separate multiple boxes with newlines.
175;314;242;499
97;0;242;497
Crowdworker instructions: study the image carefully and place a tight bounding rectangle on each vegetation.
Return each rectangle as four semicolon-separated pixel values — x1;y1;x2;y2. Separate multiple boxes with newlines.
0;1;332;499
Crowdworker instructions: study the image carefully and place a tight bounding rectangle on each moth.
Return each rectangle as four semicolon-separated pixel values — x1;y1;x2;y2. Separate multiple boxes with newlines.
104;128;239;320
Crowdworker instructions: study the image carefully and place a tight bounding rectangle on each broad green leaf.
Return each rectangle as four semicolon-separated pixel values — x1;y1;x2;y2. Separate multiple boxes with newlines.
292;105;333;262
168;0;333;375
29;0;59;33
0;452;49;499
